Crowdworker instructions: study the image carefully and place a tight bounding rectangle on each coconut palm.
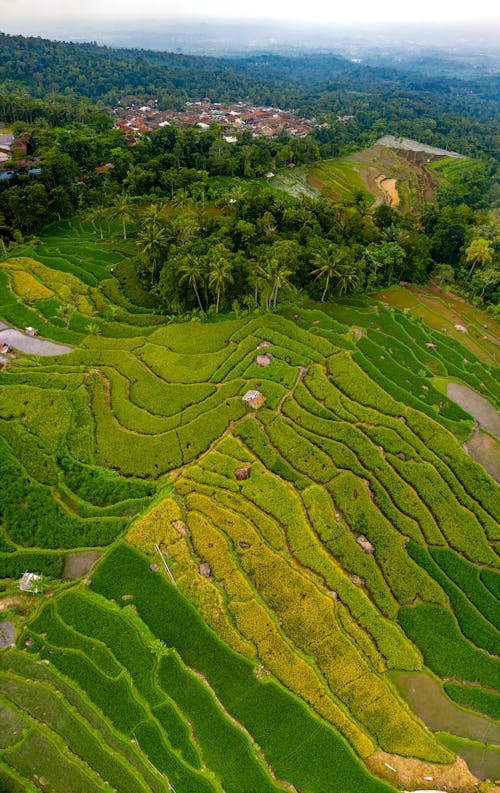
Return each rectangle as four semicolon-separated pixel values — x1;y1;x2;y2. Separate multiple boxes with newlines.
465;238;494;280
311;244;344;302
137;221;169;284
208;248;234;313
112;192;134;240
178;254;205;311
335;261;363;296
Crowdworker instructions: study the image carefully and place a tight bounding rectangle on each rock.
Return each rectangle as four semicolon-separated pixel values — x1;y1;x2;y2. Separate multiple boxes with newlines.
396;452;406;461
239;542;251;549
149;563;159;572
349;573;365;587
256;341;272;350
425;342;437;349
199;563;211;578
235;466;251;481
455;324;467;332
254;353;272;367
172;519;189;537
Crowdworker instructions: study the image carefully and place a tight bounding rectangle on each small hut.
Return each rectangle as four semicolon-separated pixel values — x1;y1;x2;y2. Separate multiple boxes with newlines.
242;390;265;409
19;572;41;593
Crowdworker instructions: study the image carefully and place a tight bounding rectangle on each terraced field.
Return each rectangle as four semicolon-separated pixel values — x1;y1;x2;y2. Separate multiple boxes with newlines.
0;222;498;792
271;139;479;211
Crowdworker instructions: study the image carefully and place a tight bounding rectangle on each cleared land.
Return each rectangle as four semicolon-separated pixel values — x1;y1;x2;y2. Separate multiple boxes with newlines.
271;138;477;212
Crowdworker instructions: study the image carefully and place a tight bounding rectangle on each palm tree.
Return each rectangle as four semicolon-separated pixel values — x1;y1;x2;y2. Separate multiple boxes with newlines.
335;260;363;296
465;238;494;281
87;205;107;240
311;244;343;302
208;249;234;313
137;221;169;284
112;192;134;240
178;255;205;311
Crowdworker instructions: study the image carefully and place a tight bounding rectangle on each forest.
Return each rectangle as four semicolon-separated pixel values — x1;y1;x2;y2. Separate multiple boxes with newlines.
0;33;498;311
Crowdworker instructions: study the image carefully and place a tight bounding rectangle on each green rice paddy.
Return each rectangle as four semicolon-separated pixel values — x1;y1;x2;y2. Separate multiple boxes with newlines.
0;220;498;791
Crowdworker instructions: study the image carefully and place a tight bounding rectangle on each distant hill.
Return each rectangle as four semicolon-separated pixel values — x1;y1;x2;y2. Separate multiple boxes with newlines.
1;31;499;160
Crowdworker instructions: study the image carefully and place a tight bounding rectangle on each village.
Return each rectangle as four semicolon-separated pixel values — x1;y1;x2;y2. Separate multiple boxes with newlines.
110;97;329;140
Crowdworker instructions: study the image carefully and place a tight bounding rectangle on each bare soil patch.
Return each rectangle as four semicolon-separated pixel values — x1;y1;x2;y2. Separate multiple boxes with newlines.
0;328;72;356
392;671;500;746
63;550;102;580
366;751;480;793
0;621;15;648
447;384;500;439
464;432;500;483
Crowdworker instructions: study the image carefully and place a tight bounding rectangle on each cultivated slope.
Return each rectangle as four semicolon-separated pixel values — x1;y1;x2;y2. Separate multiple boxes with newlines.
0;222;498;792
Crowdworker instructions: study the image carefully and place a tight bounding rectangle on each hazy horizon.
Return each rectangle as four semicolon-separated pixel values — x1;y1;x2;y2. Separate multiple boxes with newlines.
1;0;500;42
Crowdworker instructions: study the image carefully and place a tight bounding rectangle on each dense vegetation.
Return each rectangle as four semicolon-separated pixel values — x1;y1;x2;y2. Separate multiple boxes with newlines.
0;29;499;793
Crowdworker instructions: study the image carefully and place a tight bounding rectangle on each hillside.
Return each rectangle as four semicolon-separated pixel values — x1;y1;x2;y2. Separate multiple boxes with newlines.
270;137;481;211
0;220;498;792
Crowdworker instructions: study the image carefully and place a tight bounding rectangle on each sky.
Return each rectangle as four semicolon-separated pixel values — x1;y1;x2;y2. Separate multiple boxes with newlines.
1;0;499;29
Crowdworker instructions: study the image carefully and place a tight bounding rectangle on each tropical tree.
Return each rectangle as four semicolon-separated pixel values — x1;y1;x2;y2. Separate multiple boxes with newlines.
311;244;344;302
87;205;108;239
178;254;205;311
137;221;169;284
335;260;364;296
465;237;494;280
208;246;234;313
112;192;133;240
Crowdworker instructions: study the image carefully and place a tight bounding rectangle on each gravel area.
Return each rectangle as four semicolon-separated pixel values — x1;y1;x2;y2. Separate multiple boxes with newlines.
0;328;73;356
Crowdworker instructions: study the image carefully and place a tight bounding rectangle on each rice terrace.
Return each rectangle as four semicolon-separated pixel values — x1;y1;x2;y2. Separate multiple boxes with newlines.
271;137;476;212
0;211;497;793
